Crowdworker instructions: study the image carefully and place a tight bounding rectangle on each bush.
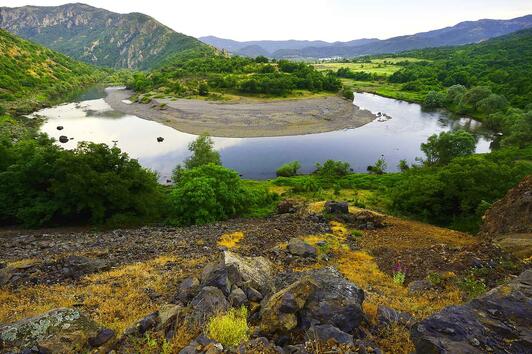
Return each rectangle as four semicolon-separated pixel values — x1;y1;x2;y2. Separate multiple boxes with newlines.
314;160;351;178
423;91;446;109
207;307;249;348
170;164;275;225
276;161;301;177
173;134;221;182
367;156;387;174
421;130;476;166
341;87;354;101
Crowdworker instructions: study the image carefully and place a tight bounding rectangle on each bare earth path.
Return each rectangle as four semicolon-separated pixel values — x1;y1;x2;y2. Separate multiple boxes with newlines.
105;89;376;138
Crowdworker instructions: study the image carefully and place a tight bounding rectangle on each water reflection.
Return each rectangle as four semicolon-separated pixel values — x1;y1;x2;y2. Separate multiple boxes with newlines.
37;89;491;181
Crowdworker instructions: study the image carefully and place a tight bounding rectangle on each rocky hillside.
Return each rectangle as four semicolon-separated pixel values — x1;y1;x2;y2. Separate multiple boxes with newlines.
0;3;212;69
0;29;105;114
0;201;527;353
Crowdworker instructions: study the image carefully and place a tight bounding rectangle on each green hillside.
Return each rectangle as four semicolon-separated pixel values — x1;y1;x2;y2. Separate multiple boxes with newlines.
0;3;213;69
0;29;107;114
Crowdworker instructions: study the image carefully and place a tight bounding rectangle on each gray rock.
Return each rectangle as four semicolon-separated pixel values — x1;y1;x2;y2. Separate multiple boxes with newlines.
124;311;159;336
0;308;98;353
177;276;200;304
59;255;109;279
324;201;349;214
411;269;532;354
377;305;414;328
190;286;230;325
229;287;248;307
408;279;434;294
310;324;353;344
224;251;275;295
201;262;231;296
58;135;69;143
88;328;115;347
245;287;263;302
288;238;317;258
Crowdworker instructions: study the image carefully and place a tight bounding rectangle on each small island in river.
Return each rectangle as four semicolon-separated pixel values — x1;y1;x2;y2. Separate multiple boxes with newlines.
105;88;376;138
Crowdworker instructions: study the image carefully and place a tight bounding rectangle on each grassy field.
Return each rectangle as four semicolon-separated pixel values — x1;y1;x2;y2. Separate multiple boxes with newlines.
313;57;426;76
346;80;426;102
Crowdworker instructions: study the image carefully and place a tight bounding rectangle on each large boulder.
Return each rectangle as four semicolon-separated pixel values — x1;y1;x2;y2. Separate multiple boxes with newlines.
480;176;531;236
324;201;349;214
0;308;99;353
288;238;317;258
224;251;274;296
190;286;230;325
411;269;532;353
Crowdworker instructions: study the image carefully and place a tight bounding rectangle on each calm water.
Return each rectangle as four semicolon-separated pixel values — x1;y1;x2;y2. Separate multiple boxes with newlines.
37;88;491;181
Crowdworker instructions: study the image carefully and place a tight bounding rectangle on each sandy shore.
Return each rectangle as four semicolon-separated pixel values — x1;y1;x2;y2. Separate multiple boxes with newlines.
104;88;376;138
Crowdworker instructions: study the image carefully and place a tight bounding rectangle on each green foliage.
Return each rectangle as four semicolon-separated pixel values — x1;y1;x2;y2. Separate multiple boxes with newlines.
0;135;163;227
458;277;487;300
184;134;221;169
170;164;275;225
367;155;388;174
276;161;301;177
341;87;355;100
0;30;106;114
314;160;351;178
398;159;410;172
420;130;477;166
207;307;249;348
393;271;406;285
423;90;446;109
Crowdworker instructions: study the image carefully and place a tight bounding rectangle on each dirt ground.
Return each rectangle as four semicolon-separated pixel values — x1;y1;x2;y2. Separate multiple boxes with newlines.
105;89;376;138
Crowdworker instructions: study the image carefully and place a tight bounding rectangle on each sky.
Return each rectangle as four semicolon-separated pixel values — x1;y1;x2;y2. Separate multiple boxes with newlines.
1;0;531;42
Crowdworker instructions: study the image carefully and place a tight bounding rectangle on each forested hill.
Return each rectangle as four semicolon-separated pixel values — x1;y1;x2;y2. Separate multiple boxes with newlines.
0;29;105;114
0;3;212;69
390;28;532;108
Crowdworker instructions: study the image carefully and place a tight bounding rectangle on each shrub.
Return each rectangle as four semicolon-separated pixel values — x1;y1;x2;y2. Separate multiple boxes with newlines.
423;91;446;109
367;155;387;174
207;307;249;348
341;87;354;101
276;161;301;177
314;160;351;178
458;277;487;300
421;130;476;166
173;134;221;182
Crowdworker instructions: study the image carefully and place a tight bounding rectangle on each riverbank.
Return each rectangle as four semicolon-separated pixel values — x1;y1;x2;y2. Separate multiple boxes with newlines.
104;88;376;138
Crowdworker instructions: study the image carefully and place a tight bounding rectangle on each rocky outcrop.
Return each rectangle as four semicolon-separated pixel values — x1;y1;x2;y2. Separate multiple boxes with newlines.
0;308;101;353
480;176;531;236
288;238;317;258
411;269;532;353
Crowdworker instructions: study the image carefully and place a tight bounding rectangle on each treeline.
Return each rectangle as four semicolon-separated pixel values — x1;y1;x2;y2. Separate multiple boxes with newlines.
128;55;342;98
0;30;107;114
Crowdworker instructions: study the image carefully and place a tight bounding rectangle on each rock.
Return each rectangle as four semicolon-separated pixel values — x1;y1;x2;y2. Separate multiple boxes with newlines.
411;269;532;354
124;312;159;336
237;337;283;353
157;137;164;142
229;287;248;307
288;238;317;258
59;255;109;279
260;277;318;334
158;304;181;329
351;210;385;229
324;201;349;214
88;328;115;348
310;324;353;344
377;305;414;328
56;126;63;130
0;308;99;353
300;267;365;333
407;279;434;294
480;175;531;236
277;200;297;214
190;286;230;325
245;287;263;302
58;135;69;143
201;262;231;296
176;276;200;304
353;339;384;354
223;251;274;295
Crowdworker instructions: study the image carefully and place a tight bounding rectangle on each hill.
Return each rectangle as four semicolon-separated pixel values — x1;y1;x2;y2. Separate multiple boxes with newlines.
0;29;105;114
0;3;212;69
203;15;532;59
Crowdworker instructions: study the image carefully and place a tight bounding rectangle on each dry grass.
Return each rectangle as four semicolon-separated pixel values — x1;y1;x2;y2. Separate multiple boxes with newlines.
0;256;207;334
218;231;245;249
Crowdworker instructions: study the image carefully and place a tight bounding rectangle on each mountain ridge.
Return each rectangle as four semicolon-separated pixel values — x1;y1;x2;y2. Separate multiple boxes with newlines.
201;14;532;58
0;2;212;69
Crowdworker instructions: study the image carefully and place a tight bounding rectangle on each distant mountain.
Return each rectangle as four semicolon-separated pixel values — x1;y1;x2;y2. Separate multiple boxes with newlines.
202;15;532;59
0;3;212;69
0;29;104;113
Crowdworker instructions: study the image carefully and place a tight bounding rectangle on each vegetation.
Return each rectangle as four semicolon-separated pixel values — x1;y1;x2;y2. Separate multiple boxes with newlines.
0;29;106;114
207;307;249;348
128;56;343;100
420;130;477;166
276;161;301;177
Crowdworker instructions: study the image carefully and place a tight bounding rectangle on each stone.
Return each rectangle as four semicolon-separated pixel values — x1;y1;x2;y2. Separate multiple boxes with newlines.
176;276;200;304
201;262;231;296
353;339;384;354
310;324;353;344
324;201;349;214
228;287;248;307
237;337;283;353
190;286;230;325
58;135;69;143
288;238;317;258
88;328;115;347
377;305;414;328
407;279;434;294
56;126;64;130
411;269;532;354
224;251;275;295
157;137;164;142
158;304;181;329
59;255;109;279
124;312;159;336
0;308;99;353
245;287;263;302
260;277;318;334
277;200;297;214
300;267;365;333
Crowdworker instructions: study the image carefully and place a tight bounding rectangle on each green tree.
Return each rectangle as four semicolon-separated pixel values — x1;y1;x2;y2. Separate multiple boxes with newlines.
421;130;477;165
276;161;301;177
314;160;351;178
185;134;221;169
423;91;446;109
367;155;388;174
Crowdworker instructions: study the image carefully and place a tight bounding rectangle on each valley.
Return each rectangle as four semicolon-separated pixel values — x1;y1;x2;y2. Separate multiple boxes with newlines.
0;2;531;354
